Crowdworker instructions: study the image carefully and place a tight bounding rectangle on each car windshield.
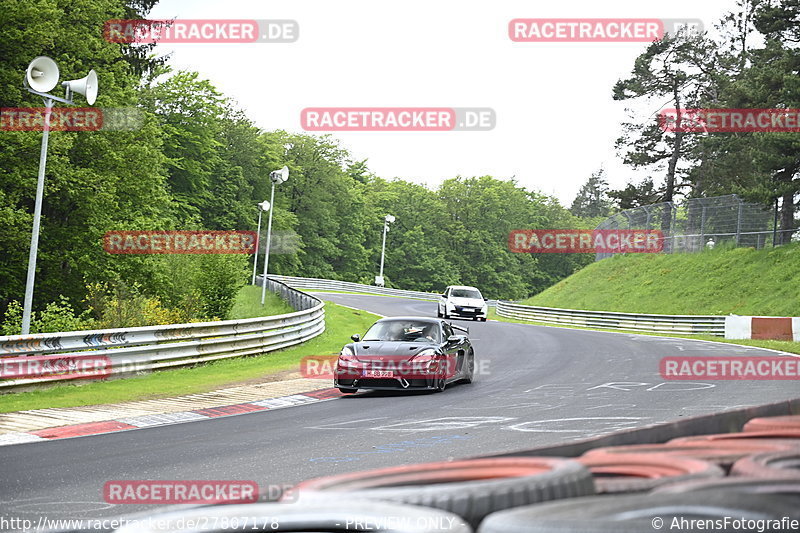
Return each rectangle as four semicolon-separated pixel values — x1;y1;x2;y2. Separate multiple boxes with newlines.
362;320;441;343
450;289;482;299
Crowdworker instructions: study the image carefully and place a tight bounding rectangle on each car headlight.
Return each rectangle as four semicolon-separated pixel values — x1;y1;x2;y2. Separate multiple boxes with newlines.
338;346;358;367
411;348;440;374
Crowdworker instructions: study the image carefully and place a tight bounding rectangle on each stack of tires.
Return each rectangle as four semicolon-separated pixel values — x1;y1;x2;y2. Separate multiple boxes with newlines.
109;414;800;532
283;414;800;532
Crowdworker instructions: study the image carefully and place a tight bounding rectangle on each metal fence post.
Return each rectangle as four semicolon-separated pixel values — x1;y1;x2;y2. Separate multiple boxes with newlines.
773;197;779;247
736;199;743;245
700;205;706;248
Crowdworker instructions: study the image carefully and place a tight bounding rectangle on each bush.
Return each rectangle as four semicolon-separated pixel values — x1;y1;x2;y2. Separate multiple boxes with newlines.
193;255;248;320
85;283;192;328
1;296;95;335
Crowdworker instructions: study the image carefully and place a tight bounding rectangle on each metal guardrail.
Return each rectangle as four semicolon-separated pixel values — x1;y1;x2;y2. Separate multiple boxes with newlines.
266;275;722;336
496;301;725;335
0;278;324;388
263;274;498;306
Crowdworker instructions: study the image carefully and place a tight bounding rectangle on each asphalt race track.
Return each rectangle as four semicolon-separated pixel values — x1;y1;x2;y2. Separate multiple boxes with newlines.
2;293;799;522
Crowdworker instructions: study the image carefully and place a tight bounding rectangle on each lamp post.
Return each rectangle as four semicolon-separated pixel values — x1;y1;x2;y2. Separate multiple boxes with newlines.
261;166;289;305
20;57;98;335
251;200;271;285
376;214;395;287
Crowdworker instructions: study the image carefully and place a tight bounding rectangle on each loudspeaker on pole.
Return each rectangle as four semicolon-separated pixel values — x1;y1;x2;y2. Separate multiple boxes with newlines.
25;56;60;93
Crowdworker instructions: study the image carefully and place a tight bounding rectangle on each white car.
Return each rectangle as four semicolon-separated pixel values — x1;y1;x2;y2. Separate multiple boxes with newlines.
437;285;488;321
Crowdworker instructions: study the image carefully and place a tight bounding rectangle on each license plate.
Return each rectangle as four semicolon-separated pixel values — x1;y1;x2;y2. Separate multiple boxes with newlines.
364;370;393;378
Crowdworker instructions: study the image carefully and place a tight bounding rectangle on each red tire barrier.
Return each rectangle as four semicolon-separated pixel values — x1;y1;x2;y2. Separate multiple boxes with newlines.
670;429;800;448
731;450;800;479
653;476;800;495
476;492;800;533
744;415;800;433
290;457;594;527
582;441;792;467
576;453;724;493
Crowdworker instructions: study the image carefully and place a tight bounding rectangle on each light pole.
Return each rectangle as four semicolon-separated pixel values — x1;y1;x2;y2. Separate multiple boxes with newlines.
376;214;395;287
251;200;271;285
261;166;289;305
20;57;98;335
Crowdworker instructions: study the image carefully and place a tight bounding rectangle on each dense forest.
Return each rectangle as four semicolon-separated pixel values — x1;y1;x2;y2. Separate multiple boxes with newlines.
1;0;798;331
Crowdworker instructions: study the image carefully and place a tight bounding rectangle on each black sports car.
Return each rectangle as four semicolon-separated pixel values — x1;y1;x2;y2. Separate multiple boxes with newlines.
334;316;475;393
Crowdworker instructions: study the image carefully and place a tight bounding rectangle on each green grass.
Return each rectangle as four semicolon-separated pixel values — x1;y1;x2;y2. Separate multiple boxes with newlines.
230;285;294;319
487;308;800;355
521;243;800;316
0;293;379;413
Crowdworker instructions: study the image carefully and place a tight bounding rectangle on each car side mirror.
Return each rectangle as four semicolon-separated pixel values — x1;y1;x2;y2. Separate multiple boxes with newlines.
484;297;488;301
442;293;447;298
351;334;361;342
446;335;460;344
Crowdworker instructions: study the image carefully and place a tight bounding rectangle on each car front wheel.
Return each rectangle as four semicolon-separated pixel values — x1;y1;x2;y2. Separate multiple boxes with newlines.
463;352;475;384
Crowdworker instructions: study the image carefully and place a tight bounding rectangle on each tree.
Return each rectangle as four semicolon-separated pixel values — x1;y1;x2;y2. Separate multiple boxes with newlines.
608;178;662;209
570;168;612;218
683;0;800;240
613;29;721;206
0;0;175;313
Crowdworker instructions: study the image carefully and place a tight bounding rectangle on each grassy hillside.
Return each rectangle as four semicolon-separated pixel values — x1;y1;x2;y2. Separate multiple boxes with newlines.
521;243;800;316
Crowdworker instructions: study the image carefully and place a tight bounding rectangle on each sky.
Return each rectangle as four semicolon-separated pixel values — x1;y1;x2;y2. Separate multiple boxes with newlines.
146;0;741;205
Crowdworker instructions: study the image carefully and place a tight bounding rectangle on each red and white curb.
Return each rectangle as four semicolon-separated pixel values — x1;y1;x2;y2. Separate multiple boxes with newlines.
0;388;343;447
725;316;800;341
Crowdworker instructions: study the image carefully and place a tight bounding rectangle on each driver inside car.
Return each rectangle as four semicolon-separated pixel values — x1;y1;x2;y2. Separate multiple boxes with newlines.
402;324;436;342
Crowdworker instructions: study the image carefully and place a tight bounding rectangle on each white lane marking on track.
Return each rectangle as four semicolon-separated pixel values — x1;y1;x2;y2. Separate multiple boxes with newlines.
449;402;568;411
373;416;516;432
304;417;389;430
506;416;647;433
13;500;115;512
